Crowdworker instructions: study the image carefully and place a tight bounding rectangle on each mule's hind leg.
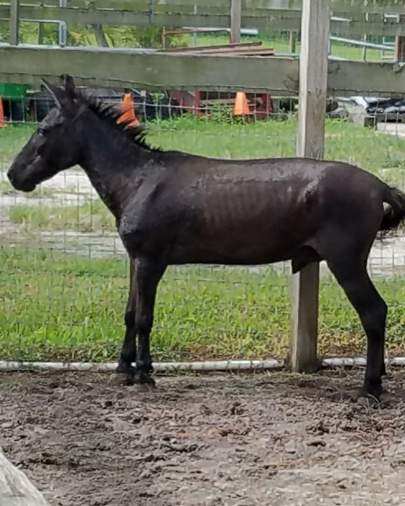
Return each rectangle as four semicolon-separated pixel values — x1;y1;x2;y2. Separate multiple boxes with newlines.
327;260;387;399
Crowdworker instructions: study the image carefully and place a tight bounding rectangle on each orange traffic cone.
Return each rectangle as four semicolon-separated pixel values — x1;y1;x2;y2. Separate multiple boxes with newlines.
117;93;140;127
0;97;5;128
233;92;252;117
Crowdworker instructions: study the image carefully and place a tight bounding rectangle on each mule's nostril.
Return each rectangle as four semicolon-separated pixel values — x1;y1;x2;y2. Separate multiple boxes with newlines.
7;171;15;184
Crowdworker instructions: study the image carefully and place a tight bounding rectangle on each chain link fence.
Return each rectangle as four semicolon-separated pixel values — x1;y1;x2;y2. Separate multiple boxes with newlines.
0;69;404;364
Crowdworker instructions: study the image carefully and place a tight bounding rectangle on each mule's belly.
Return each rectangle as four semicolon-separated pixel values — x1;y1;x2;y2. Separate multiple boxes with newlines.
168;242;296;265
169;211;315;265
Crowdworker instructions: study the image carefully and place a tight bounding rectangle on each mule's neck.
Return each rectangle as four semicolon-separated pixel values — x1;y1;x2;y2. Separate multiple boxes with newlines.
77;113;157;219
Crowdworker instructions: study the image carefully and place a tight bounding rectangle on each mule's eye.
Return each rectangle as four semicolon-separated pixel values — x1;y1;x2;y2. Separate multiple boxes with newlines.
38;127;47;136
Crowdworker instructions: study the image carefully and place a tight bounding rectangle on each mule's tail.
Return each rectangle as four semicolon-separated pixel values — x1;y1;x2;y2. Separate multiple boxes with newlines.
380;186;405;231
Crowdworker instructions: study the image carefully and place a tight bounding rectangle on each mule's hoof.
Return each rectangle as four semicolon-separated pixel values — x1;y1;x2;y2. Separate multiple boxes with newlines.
357;386;382;405
111;372;135;386
112;364;137;386
116;363;136;375
133;370;156;387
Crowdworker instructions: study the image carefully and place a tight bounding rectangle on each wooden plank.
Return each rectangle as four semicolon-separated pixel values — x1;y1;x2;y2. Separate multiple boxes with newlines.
328;0;405;14
231;0;241;43
172;48;276;55
0;46;300;92
0;448;49;506
1;4;405;36
9;0;19;45
72;0;405;12
1;46;405;96
247;0;404;13
51;0;150;8
100;0;405;14
3;5;153;25
160;41;262;52
164;45;273;55
2;0;405;15
290;0;330;373
332;21;405;38
0;7;233;30
327;59;405;95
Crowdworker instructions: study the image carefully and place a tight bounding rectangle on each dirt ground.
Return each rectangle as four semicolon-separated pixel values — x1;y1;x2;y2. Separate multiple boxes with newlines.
2;369;405;506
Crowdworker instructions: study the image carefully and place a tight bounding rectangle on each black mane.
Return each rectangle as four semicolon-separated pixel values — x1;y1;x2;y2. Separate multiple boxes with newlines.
78;90;160;152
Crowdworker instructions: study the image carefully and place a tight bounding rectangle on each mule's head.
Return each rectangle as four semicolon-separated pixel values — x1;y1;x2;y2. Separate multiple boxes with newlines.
7;75;84;192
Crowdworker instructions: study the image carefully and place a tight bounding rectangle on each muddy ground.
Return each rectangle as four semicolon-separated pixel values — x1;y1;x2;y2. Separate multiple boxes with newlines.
1;369;405;505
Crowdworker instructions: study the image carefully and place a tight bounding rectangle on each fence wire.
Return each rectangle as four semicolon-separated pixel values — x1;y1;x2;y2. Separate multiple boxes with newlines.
0;88;404;364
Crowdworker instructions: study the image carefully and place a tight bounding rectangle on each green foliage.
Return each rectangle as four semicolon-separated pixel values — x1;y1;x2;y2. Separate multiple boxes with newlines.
147;116;405;187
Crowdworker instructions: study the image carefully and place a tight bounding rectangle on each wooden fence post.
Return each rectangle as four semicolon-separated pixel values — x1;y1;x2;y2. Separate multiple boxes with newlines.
230;0;241;43
9;0;19;45
94;25;109;47
362;34;368;61
58;0;67;47
395;36;405;62
290;0;330;373
289;31;297;54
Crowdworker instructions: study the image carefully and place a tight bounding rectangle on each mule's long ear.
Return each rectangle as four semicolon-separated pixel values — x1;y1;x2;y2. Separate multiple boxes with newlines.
41;79;64;109
62;74;76;101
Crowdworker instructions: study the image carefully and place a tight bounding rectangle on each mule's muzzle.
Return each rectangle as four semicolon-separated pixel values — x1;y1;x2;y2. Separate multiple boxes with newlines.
7;168;36;192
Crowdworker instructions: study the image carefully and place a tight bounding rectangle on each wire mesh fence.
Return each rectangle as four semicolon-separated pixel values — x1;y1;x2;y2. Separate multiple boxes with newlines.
0;87;404;364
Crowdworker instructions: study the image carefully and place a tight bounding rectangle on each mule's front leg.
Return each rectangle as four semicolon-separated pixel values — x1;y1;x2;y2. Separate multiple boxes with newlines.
116;258;138;384
133;257;166;386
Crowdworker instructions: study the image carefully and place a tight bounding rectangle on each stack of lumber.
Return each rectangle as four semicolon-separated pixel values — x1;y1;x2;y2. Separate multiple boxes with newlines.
159;41;275;56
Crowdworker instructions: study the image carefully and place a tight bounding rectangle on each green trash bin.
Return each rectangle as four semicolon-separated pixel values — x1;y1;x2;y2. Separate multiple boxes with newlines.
0;83;29;98
0;83;29;122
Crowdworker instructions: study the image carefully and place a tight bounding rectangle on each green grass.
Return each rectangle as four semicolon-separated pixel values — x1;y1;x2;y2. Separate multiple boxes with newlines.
149;116;405;186
9;200;114;233
0;246;404;362
0;124;34;172
3;118;405;179
0;180;15;194
0;179;57;198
